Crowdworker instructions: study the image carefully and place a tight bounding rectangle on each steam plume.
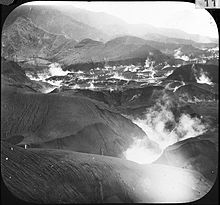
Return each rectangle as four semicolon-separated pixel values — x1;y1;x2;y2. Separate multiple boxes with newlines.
124;93;209;164
195;69;214;85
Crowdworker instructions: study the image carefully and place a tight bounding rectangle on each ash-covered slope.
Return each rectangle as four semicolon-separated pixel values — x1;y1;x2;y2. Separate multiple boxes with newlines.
52;86;216;119
1;58;55;93
1;142;212;203
175;83;218;101
50;85;166;117
167;64;218;83
1;87;153;157
1;57;30;83
57;36;173;66
52;85;164;107
154;130;218;182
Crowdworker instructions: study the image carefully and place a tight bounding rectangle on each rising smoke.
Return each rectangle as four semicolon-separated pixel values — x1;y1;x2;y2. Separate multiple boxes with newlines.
195;69;214;85
48;63;69;76
26;62;69;82
124;92;209;164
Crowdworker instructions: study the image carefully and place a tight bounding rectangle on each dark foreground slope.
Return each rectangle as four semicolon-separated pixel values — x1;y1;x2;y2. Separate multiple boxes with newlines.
1;87;155;157
1;142;212;203
154;129;218;182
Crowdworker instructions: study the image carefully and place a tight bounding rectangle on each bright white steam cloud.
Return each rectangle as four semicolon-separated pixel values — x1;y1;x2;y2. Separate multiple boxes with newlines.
48;63;70;76
124;93;208;164
196;70;214;85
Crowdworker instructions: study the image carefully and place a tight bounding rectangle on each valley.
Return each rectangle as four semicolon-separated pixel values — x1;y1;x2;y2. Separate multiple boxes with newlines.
1;2;219;204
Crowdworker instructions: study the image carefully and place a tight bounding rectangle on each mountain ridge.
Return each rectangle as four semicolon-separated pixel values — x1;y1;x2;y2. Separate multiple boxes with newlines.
2;17;175;66
3;4;217;44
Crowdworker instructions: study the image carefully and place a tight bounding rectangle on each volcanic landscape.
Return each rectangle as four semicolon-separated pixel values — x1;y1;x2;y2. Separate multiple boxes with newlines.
1;2;219;203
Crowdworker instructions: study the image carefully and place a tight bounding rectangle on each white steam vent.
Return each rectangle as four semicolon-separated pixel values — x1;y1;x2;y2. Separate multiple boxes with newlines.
124;93;208;164
48;63;70;76
196;69;214;85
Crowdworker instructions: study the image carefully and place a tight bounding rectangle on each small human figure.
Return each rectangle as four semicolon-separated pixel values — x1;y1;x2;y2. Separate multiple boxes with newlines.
100;147;104;155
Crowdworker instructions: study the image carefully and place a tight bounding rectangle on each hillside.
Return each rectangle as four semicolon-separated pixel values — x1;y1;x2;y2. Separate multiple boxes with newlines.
1;58;55;93
3;4;108;41
167;64;219;83
51;85;165;114
3;3;217;45
1;2;219;204
174;83;218;102
2;19;173;66
2;141;212;203
50;35;173;66
2;17;74;62
1;86;156;158
154;130;218;182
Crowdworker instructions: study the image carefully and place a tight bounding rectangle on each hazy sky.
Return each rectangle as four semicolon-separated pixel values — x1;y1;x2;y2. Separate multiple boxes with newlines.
26;1;218;38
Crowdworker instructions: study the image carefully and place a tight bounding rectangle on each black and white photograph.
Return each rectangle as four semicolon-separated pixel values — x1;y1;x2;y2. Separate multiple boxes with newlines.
1;1;219;203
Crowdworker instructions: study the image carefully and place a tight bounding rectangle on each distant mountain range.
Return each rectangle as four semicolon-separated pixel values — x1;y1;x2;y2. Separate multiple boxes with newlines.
1;4;218;203
3;4;218;44
1;4;218;67
2;17;72;61
2;17;173;66
2;5;109;41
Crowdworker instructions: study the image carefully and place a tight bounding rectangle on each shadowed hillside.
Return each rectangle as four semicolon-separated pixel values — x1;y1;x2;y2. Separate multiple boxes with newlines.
154;129;218;182
1;87;155;157
175;83;218;101
1;58;55;93
1;2;218;204
1;142;212;203
167;64;218;83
